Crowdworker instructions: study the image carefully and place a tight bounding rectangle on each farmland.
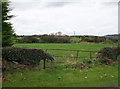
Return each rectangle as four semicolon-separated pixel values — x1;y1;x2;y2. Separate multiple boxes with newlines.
13;43;117;61
2;43;119;87
13;43;117;50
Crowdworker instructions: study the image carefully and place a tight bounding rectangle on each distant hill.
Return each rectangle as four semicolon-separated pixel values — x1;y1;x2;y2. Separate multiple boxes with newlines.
105;34;119;38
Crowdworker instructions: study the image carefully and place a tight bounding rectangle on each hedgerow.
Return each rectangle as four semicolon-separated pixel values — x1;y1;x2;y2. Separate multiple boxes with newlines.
96;46;120;64
2;47;54;66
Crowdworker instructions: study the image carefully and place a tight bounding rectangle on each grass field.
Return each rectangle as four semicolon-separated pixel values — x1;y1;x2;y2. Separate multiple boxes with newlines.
13;43;117;50
3;64;118;87
2;43;119;87
13;43;117;58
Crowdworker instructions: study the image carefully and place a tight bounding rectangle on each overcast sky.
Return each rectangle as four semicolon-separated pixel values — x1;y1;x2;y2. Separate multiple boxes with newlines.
9;0;119;36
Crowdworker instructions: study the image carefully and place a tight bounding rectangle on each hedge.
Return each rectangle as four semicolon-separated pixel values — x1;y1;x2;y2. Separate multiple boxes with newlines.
96;46;120;64
2;47;54;66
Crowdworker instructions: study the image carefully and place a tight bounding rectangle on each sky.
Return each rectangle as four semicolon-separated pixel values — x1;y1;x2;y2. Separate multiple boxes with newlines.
9;0;119;36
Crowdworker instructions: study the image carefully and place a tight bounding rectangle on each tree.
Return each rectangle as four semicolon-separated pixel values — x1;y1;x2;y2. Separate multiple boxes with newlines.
2;1;15;47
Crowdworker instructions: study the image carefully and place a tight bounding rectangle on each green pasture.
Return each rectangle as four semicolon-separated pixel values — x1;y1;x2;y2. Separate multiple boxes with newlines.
13;43;117;50
3;43;119;87
13;43;117;59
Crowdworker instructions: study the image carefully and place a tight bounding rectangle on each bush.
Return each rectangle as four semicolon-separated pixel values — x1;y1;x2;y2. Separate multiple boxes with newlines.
18;36;40;43
2;47;54;66
96;46;120;64
81;36;105;43
70;37;80;43
41;35;70;43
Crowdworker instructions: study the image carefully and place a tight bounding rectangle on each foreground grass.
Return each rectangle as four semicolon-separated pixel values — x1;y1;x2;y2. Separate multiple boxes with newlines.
3;64;118;87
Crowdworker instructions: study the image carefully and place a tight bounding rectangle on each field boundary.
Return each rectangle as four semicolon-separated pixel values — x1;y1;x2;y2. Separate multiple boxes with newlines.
45;48;98;60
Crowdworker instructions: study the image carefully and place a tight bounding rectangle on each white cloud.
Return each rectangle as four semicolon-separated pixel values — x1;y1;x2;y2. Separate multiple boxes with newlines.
9;0;119;36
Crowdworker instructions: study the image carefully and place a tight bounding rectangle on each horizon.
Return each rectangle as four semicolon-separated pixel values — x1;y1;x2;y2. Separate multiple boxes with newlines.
15;33;119;37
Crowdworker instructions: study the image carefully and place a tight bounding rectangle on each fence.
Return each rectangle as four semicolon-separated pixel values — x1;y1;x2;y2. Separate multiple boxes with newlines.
45;48;98;60
42;48;98;69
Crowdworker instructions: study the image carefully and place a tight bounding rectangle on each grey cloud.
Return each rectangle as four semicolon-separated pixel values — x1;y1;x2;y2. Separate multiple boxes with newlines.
46;2;75;8
10;2;40;11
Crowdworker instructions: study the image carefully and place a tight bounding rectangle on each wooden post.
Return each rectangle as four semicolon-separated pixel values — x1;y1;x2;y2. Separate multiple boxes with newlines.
76;50;79;59
45;49;48;52
43;59;46;69
90;51;92;59
76;50;79;62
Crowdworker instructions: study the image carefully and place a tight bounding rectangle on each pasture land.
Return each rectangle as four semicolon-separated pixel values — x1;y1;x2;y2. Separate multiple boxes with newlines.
13;43;117;58
13;43;117;50
2;43;119;87
13;43;117;62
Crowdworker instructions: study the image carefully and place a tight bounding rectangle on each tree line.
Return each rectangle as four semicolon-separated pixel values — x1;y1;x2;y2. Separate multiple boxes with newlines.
15;34;118;44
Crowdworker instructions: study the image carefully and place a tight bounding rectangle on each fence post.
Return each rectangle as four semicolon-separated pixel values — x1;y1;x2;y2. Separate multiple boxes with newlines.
45;49;48;52
43;49;48;69
76;50;79;62
43;59;46;69
90;51;92;59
